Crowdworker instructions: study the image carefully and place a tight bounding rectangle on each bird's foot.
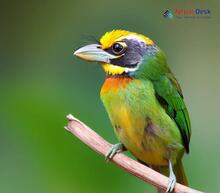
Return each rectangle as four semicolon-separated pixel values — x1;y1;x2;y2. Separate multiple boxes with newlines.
166;172;176;192
105;143;124;161
166;160;176;193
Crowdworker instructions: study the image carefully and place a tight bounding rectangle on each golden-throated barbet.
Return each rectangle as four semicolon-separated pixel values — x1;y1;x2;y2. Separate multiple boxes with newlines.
74;30;191;193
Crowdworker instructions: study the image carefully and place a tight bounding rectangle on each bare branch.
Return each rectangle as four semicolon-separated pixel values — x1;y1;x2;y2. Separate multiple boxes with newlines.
65;114;203;193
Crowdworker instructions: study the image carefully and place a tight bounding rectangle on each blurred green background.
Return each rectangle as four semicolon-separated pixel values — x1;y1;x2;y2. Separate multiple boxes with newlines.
1;0;220;193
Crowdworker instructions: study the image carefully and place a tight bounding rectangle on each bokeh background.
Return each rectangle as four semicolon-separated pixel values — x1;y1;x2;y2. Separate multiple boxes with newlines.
1;0;220;193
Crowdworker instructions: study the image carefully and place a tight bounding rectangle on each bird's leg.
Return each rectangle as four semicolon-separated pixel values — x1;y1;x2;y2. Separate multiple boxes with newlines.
166;160;176;193
105;143;126;161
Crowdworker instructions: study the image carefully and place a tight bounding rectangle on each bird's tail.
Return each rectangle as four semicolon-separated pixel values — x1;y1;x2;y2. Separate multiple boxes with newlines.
174;160;188;186
153;160;188;193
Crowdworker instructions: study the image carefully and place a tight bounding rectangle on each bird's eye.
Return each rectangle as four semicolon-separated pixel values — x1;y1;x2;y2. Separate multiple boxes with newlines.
112;42;127;55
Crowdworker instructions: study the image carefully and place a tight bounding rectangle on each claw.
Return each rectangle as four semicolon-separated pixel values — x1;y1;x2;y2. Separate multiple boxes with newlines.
105;143;124;161
166;160;176;193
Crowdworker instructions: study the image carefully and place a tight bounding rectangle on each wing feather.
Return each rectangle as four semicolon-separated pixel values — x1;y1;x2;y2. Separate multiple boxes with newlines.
154;73;191;153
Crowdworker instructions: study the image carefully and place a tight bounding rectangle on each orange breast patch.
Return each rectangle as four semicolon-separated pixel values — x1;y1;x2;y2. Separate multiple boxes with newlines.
101;77;133;94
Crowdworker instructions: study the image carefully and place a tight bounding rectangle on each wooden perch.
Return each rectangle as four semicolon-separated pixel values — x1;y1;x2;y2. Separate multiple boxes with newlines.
65;114;203;193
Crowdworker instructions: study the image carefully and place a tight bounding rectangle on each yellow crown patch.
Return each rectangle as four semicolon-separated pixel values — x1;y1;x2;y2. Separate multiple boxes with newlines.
100;30;154;49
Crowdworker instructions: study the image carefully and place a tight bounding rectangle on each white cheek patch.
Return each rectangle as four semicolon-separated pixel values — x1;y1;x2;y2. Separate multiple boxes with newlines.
123;59;143;73
124;66;139;73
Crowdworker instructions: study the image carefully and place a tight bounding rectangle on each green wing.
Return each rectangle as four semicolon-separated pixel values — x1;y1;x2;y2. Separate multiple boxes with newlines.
154;72;191;153
136;50;191;153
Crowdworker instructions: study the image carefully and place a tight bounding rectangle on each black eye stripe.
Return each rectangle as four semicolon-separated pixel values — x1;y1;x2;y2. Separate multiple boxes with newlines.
103;38;159;69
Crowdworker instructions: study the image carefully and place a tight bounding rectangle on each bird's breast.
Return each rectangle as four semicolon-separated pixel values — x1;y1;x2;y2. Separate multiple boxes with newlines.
100;76;157;150
100;76;183;165
100;76;133;94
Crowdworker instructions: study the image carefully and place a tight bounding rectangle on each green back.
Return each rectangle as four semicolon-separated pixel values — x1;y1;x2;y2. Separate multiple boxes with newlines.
134;50;191;153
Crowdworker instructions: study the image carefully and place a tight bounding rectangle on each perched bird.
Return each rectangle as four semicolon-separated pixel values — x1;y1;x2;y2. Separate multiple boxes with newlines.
74;30;191;192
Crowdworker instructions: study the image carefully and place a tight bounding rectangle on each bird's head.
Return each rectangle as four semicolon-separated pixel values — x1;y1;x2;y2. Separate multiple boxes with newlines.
74;30;160;76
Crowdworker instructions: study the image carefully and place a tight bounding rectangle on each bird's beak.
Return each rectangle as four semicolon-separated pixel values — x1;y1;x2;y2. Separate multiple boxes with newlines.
73;44;118;63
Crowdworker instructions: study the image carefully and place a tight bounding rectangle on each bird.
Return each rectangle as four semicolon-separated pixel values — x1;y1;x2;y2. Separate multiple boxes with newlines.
74;30;191;193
